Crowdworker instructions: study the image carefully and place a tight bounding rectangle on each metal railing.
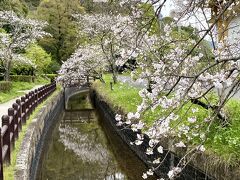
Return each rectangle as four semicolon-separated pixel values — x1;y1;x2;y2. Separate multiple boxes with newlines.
0;82;56;179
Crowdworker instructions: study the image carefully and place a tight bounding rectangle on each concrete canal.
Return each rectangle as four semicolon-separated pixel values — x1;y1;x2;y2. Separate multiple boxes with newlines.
36;91;157;179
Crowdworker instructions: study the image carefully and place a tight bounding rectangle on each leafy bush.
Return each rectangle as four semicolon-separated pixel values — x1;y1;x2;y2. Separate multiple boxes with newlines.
45;74;58;82
10;75;35;82
25;43;52;73
0;81;12;92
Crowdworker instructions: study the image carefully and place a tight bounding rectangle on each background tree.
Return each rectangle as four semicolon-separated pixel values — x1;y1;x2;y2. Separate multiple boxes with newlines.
35;0;84;72
24;43;52;74
0;0;29;15
0;10;49;81
57;44;106;86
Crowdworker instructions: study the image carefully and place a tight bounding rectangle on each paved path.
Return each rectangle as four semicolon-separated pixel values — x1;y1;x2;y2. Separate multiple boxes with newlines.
118;75;240;99
0;85;43;127
118;75;147;88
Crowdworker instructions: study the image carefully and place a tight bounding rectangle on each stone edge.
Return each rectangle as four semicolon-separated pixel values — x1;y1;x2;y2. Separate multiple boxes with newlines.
14;91;63;180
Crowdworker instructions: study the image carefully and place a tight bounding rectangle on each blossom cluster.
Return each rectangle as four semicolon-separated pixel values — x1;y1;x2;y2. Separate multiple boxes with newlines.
57;45;106;86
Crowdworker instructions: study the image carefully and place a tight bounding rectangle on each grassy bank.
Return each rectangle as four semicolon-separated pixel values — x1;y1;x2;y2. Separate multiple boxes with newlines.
3;86;61;180
92;74;240;167
0;77;50;103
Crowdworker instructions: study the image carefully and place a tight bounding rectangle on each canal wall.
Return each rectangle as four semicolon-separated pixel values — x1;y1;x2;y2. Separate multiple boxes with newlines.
90;90;213;180
14;90;64;180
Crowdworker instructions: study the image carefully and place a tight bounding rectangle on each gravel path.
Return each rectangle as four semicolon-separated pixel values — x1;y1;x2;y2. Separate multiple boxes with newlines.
0;85;43;127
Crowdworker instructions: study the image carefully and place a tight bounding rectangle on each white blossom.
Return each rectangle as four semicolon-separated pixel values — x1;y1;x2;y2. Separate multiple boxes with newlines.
167;167;182;179
157;146;163;154
175;141;186;148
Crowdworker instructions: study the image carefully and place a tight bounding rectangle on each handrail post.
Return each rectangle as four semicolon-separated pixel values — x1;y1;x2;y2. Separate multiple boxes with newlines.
25;94;29;118
12;103;19;139
16;99;22;131
31;91;34;112
8;108;15;149
39;87;43;103
43;86;46;100
29;92;33;114
34;90;38;109
21;97;26;124
2;115;11;164
0;128;3;180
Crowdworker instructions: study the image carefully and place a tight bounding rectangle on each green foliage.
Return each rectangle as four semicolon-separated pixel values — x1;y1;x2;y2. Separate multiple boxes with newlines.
45;61;61;74
81;0;131;15
11;64;34;76
45;74;58;82
138;3;161;35
25;43;52;73
0;0;29;15
23;0;41;10
0;75;36;83
36;0;84;63
0;81;12;92
204;99;240;164
10;75;35;82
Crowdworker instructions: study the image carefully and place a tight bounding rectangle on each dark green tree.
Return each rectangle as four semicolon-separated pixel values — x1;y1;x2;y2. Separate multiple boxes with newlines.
36;0;84;66
0;0;29;15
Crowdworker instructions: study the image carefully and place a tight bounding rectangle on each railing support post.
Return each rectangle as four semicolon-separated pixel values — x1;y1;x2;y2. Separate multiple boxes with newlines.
2;115;11;164
0;128;3;180
12;103;19;140
8;108;15;149
16;99;22;131
21;97;26;124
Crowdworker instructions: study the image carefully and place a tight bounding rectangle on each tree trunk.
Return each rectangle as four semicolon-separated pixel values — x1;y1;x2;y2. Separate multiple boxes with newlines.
4;61;11;81
111;64;117;84
3;55;12;81
112;72;117;84
4;70;10;81
87;75;89;83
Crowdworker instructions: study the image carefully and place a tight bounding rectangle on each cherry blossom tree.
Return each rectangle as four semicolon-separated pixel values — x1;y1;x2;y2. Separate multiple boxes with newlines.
113;0;240;179
0;11;49;81
59;0;240;179
57;44;106;87
76;13;144;83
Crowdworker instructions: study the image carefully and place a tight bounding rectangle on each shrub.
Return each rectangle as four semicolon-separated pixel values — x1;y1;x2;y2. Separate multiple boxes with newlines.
10;75;35;82
0;81;12;92
45;74;58;82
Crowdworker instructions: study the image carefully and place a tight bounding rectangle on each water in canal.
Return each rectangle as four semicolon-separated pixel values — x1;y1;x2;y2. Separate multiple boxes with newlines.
37;91;157;180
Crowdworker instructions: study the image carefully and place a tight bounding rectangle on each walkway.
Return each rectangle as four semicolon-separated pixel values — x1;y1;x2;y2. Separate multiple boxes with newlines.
0;85;43;127
118;75;147;88
118;75;240;99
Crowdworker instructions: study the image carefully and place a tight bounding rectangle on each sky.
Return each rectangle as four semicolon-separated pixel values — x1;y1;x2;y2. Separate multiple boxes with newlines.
150;0;213;41
160;0;174;17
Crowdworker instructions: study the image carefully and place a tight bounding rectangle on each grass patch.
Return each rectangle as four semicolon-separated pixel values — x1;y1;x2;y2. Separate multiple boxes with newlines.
92;74;240;166
92;74;141;112
0;77;50;103
3;86;61;180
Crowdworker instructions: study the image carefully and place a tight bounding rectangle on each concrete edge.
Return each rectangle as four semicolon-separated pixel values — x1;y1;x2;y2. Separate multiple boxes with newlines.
90;90;215;180
14;91;63;180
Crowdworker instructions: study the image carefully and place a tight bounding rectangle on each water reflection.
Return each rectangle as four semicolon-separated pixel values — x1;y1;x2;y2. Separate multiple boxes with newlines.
37;92;157;180
38;109;126;180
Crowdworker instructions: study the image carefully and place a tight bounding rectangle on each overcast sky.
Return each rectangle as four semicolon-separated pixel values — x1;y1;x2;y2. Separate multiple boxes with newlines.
160;0;174;17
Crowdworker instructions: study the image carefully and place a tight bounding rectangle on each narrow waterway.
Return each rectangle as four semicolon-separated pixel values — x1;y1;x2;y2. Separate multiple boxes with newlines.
37;91;157;180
